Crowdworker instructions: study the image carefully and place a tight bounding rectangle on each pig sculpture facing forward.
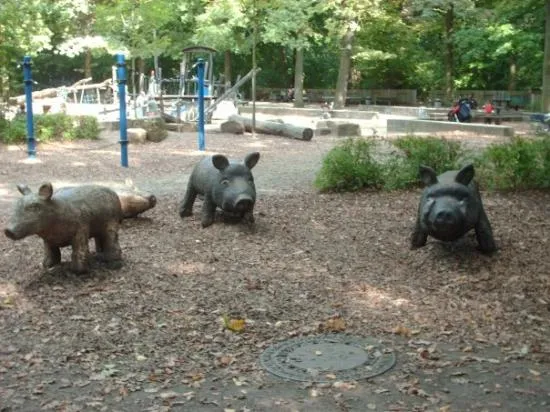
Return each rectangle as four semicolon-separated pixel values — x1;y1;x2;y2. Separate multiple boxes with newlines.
4;183;123;273
411;164;496;253
179;152;260;227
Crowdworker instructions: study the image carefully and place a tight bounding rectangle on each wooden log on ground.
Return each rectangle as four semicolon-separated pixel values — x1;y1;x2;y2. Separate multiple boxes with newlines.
228;114;313;141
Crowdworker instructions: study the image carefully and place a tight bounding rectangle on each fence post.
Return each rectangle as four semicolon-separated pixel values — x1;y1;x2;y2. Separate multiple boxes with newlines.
197;58;205;151
22;56;36;159
116;54;129;168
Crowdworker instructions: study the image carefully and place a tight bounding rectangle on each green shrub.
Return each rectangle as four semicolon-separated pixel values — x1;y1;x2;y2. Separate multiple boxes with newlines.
476;136;550;190
314;138;384;192
0;113;100;144
0;116;27;144
74;116;100;140
35;113;75;141
380;157;419;190
392;136;464;174
315;136;469;192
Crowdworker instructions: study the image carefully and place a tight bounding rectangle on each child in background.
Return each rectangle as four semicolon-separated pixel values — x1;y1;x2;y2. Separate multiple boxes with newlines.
483;101;494;124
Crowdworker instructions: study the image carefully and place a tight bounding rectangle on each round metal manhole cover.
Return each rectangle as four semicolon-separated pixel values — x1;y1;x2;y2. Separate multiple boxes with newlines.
259;334;396;383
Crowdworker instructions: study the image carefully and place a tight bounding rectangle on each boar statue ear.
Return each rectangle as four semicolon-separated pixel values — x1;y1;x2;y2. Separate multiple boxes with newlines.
16;184;32;196
244;152;260;170
419;165;438;186
212;154;230;171
38;183;54;200
455;164;475;186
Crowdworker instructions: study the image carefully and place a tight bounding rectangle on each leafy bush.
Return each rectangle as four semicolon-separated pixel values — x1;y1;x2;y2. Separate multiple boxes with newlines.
74;116;100;140
0;116;27;144
392;136;464;174
314;138;384;192
380;157;419;190
0;114;100;144
315;134;550;193
380;136;467;190
315;135;468;192
476;136;550;190
35;114;75;141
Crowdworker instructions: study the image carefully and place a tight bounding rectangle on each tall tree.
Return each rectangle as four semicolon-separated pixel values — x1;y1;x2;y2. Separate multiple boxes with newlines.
261;0;320;107
409;0;475;102
0;0;54;97
192;0;249;89
542;0;550;111
322;0;381;109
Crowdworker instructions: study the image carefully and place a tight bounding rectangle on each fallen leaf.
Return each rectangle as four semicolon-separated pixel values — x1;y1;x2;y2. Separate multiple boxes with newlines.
319;317;347;332
223;315;246;333
217;355;234;367
393;325;411;337
333;381;356;390
2;296;14;306
159;391;179;400
233;377;248;387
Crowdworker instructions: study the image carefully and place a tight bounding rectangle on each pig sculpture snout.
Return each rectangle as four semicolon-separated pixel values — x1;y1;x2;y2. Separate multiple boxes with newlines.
233;195;254;213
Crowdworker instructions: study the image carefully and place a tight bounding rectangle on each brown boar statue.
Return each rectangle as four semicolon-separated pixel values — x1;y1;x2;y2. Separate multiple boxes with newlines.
4;183;123;273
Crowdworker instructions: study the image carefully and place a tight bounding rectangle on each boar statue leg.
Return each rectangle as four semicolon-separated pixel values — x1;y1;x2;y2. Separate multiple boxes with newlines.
96;222;123;268
411;220;428;249
179;182;197;218
242;209;255;225
475;210;497;254
43;243;61;268
200;196;217;228
70;229;91;274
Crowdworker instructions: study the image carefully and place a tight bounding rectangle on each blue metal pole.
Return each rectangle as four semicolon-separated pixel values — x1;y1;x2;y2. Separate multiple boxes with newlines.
22;56;36;159
197;58;205;151
116;54;129;167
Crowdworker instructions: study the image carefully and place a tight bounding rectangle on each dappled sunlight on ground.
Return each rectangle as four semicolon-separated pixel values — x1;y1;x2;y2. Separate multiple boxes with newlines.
347;283;411;309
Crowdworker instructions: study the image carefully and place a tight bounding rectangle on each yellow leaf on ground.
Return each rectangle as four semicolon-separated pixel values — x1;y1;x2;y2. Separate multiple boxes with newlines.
320;317;346;332
393;325;411;337
222;315;246;333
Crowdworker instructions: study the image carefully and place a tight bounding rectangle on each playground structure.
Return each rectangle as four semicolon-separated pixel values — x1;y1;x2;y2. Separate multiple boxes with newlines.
137;45;258;123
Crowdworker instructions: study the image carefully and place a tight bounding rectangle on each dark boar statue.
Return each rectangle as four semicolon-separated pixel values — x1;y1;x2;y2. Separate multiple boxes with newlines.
179;152;260;227
4;183;123;273
411;164;496;253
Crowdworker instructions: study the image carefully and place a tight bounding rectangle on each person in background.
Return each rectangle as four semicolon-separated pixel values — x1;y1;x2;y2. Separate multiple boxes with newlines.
483;100;494;124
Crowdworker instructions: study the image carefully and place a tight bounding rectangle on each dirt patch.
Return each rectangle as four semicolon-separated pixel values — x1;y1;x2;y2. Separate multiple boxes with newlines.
0;123;549;411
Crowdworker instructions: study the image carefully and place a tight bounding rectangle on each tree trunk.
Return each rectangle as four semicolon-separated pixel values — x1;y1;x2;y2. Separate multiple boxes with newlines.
293;47;305;108
229;114;313;141
84;48;92;79
443;4;454;103
334;27;355;110
543;0;550;111
137;57;145;75
508;56;517;93
224;50;232;92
